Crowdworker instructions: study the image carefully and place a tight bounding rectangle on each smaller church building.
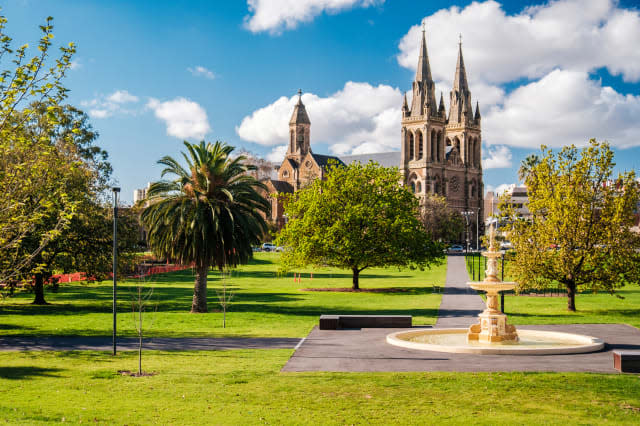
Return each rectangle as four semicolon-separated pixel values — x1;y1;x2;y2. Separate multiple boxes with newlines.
263;91;343;228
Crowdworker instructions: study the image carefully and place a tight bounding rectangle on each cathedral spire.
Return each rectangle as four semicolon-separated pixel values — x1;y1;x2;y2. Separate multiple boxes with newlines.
439;91;446;117
452;35;469;94
415;23;433;83
474;101;481;121
449;36;473;124
290;89;310;125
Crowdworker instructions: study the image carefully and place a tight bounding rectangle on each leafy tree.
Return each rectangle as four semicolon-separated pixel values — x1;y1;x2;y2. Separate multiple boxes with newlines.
141;141;270;313
501;140;640;311
518;154;540;182
0;13;76;283
420;194;464;242
276;161;443;290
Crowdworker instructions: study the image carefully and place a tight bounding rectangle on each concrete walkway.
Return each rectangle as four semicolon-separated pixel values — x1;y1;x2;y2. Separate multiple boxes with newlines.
435;255;485;328
0;336;301;352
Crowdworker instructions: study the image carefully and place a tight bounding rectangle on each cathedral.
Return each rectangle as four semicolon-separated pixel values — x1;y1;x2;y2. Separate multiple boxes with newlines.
265;29;484;242
400;28;483;240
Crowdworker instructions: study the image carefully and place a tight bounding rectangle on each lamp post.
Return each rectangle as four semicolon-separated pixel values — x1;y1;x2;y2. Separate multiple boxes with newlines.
475;208;480;250
112;187;120;356
462;210;473;254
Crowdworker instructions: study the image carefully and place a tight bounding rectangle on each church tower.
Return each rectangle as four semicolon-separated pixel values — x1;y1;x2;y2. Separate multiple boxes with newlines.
401;25;446;196
287;89;311;163
401;31;484;246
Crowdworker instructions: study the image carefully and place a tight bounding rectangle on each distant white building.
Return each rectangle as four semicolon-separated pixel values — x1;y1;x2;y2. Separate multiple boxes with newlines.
133;183;151;205
484;185;530;225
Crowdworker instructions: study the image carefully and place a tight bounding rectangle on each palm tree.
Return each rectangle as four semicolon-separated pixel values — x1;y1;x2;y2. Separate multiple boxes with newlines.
518;154;540;182
141;141;270;313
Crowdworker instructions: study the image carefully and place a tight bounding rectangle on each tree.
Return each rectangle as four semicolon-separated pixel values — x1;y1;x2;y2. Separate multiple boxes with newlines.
501;140;640;311
420;194;464;242
0;13;76;284
276;161;443;290
518;154;540;182
141;141;270;313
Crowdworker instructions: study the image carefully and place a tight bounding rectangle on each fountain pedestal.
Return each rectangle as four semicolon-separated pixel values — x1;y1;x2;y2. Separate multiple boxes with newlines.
466;226;519;343
467;284;518;343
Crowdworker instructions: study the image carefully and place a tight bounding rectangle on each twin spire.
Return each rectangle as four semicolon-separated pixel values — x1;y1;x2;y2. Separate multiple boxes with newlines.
406;26;480;125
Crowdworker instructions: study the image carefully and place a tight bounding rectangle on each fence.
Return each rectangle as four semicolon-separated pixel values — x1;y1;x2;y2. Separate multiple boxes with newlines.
50;263;192;284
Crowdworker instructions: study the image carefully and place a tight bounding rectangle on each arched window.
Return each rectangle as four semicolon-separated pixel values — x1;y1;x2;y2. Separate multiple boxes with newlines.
430;129;437;161
408;132;415;160
410;182;416;193
416;181;422;193
437;132;443;162
417;131;423;159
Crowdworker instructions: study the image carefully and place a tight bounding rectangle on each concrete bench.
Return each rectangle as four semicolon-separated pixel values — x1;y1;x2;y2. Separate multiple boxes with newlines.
613;350;640;373
319;314;412;330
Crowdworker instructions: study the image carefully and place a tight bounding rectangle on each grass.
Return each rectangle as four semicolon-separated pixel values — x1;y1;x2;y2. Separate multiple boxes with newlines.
0;253;446;338
463;254;640;328
1;350;639;425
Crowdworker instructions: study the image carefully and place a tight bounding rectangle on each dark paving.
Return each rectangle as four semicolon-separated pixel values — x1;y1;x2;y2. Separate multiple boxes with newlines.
282;324;640;372
0;336;300;352
435;255;485;328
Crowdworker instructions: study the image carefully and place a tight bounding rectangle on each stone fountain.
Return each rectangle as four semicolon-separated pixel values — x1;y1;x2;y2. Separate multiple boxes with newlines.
386;225;605;355
466;224;518;343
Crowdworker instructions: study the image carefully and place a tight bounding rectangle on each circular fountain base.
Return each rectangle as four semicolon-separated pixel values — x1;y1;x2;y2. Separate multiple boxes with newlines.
387;328;604;355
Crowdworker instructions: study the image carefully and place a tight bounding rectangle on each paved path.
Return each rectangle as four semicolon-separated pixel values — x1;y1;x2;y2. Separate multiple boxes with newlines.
0;336;300;352
282;324;640;372
435;255;485;328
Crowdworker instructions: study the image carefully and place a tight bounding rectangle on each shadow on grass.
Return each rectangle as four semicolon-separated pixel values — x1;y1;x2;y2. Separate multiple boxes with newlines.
0;366;63;380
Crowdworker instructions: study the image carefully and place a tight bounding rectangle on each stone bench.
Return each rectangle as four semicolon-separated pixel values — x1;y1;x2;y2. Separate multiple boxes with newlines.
613;350;640;373
319;315;412;330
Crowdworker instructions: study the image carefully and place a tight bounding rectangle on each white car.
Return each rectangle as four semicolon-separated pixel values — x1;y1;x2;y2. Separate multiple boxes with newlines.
261;243;284;252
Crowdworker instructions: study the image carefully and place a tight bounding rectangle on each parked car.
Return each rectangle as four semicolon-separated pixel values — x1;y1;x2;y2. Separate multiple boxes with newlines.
448;244;464;253
261;243;284;252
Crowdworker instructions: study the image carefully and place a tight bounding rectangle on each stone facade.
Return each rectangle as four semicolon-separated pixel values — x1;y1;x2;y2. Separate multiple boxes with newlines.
264;91;343;228
401;29;483;243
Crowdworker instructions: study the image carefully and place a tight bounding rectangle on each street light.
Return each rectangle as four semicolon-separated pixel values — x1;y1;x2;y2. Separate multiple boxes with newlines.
112;187;120;356
462;210;473;254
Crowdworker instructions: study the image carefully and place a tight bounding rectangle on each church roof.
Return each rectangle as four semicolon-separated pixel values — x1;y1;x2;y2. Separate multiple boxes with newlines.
269;179;294;194
311;153;344;168
339;151;401;168
289;91;310;125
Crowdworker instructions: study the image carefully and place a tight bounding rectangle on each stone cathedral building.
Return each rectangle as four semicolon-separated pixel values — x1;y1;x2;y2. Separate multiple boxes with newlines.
400;29;483;240
264;30;484;241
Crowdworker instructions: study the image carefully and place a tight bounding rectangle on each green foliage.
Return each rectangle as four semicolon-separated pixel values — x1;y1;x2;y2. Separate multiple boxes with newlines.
0;12;78;287
141;141;270;312
420;193;464;242
501;140;640;311
276;161;443;289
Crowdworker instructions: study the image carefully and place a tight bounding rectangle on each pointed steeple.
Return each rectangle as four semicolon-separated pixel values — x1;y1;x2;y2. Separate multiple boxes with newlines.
474;101;481;121
402;91;409;117
452;36;470;94
438;92;446;117
290;89;310;125
449;35;474;124
415;24;433;83
410;23;438;117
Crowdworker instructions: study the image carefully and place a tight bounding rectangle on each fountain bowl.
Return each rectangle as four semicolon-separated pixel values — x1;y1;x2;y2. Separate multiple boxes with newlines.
386;328;604;355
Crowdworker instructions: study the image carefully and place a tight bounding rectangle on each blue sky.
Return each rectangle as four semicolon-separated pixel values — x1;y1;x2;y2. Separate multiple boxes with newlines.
6;0;640;202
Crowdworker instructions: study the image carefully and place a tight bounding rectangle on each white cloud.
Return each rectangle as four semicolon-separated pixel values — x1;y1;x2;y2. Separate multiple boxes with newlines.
70;59;82;70
266;145;288;162
244;0;384;34
107;90;139;104
482;145;512;169
397;0;640;86
147;97;211;140
81;90;140;119
485;183;515;196
484;70;640;148
188;66;215;80
236;82;402;155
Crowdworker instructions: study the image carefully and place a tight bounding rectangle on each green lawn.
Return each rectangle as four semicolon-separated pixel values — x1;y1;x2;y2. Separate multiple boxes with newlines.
464;254;640;328
0;253;446;338
1;350;639;425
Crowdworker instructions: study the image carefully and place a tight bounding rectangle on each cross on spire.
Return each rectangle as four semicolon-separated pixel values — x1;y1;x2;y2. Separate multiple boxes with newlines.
297;88;302;99
459;33;462;46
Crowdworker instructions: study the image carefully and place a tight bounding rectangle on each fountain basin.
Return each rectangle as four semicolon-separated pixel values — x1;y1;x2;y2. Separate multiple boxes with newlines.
386;328;604;355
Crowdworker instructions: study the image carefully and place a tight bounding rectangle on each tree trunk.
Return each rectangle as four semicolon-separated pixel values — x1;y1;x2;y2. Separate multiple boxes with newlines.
33;274;47;305
352;267;360;291
566;280;576;312
191;264;209;313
